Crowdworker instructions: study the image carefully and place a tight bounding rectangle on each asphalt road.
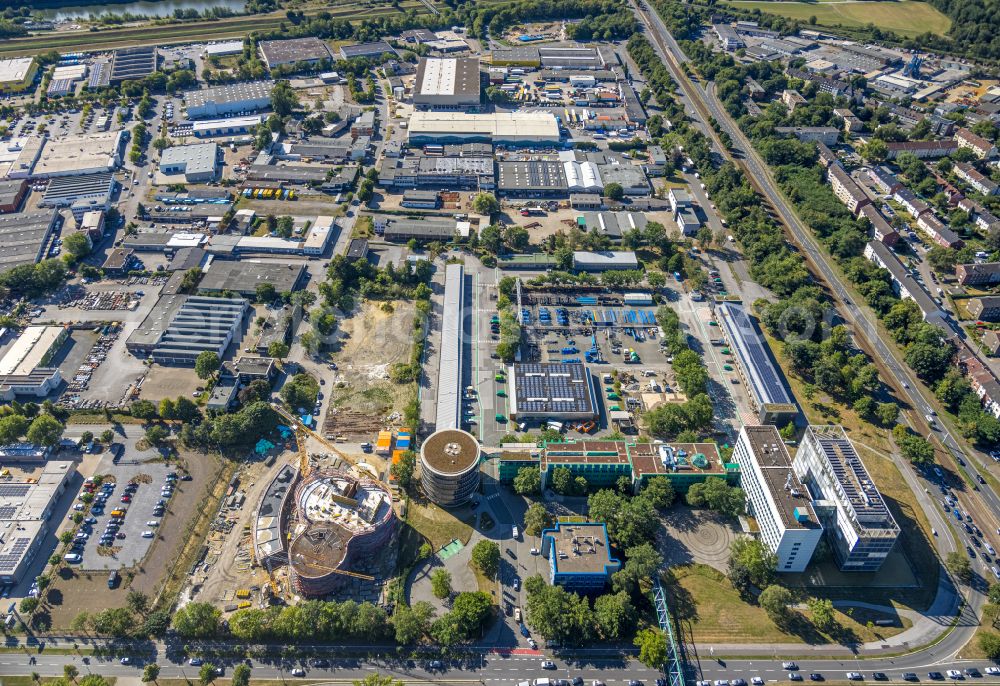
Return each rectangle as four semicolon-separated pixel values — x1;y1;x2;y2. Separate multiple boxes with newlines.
627;0;999;675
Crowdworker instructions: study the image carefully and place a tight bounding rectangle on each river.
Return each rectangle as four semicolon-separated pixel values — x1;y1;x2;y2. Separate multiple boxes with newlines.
34;0;247;21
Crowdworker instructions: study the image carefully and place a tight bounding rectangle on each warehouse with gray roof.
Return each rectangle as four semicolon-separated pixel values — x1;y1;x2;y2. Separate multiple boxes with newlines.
497;160;568;196
159;143;219;182
0;461;76;585
0;210;60;271
198;261;306;297
184;80;274;119
436;263;464;431
126;294;250;365
413;57;481;109
259;37;333;69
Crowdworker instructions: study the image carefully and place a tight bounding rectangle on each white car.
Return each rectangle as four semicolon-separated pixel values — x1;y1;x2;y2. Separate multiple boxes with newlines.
146;520;159;527
527;637;537;649
63;553;82;564
120;657;131;665
946;671;963;679
141;530;154;538
751;679;764;686
984;668;1000;676
292;668;306;677
541;661;555;669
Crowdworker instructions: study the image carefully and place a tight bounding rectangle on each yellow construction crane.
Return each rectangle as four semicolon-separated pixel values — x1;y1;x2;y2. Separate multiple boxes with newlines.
273;404;356;468
296;427;312;479
292;558;376;582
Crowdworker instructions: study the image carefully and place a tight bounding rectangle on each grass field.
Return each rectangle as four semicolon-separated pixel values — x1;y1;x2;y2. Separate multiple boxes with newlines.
723;0;950;38
0;2;428;57
667;564;910;645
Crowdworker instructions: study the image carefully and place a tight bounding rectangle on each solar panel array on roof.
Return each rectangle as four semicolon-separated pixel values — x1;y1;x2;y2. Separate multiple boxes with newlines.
810;429;894;529
716;302;794;407
511;363;596;417
0;484;31;498
0;538;29;572
0;506;17;519
110;46;157;84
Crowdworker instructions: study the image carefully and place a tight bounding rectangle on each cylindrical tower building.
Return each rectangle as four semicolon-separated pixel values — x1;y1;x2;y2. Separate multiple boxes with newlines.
419;428;481;508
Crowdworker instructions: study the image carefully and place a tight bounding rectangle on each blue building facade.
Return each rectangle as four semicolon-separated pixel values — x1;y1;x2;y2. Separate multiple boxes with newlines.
541;521;621;593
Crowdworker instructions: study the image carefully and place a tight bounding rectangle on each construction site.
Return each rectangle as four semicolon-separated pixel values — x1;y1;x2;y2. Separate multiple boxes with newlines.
321;299;418;440
187;416;399;610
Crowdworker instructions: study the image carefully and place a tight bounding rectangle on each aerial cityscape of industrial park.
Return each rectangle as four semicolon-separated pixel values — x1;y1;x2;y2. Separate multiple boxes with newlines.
4;0;1000;682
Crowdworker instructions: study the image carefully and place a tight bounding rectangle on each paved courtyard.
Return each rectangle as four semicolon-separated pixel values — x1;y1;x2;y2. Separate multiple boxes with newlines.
660;506;741;572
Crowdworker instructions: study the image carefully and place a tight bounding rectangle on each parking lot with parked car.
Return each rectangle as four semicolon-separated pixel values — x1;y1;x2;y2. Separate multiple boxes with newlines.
78;457;176;570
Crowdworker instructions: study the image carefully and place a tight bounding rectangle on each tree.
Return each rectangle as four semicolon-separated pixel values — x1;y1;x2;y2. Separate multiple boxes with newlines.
0;414;28;444
430;568;452;599
255;282;276;303
131;399;157;420
267;341;289;359
194;351;221;380
232;664;251;686
860;138;888;163
593;591;635;640
173;396;199;422
391;601;434;644
980;632;1000;660
100;429;115;444
281;372;319;409
141;664;160;683
686;477;745;518
26;413;62;447
63;232;91;259
807;597;837;633
390;450;416;488
875;402;898;426
634;627;667;668
612;542;661;596
728;538;777;600
271;80;299;116
513;466;541;495
145;425;169;447
19;596;38;613
159;398;175;420
523;502;554;536
759;585;794;625
587;489;659;549
171;601;221;638
471;192;500;217
946;550;973;583
64;665;79;681
605;182;624;201
989;582;1000;605
471;540;500;579
199;663;217;685
551;466;575;495
642;476;675;509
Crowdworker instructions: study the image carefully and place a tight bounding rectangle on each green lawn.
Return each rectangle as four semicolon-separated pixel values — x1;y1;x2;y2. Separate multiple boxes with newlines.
405;497;475;550
722;0;950;38
667;564;910;645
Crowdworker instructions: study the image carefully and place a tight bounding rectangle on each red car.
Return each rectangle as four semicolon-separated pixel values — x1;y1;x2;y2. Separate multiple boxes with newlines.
120;495;131;503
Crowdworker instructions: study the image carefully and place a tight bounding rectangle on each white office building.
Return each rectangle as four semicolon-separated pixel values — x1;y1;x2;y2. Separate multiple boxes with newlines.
732;425;823;573
793;425;899;572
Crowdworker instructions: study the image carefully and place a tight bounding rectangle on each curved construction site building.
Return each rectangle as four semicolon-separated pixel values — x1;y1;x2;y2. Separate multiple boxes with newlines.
420;428;481;507
288;468;397;597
